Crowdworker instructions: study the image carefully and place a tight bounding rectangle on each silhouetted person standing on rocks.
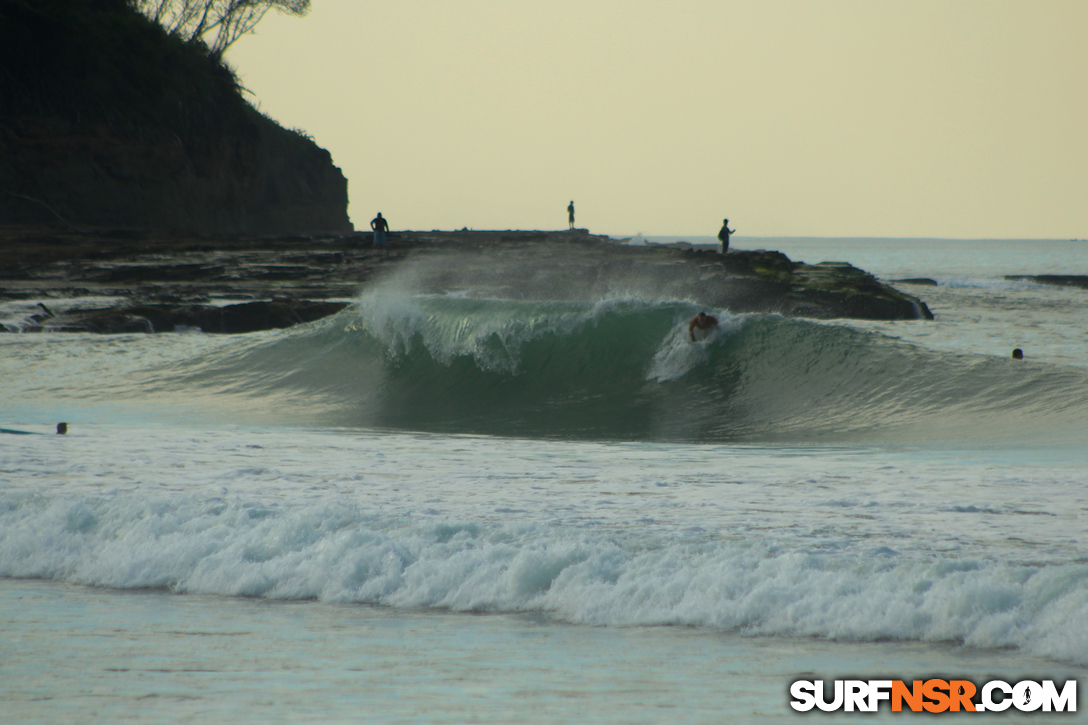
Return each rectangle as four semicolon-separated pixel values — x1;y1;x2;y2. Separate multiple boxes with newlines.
568;201;575;230
371;213;389;246
718;219;735;254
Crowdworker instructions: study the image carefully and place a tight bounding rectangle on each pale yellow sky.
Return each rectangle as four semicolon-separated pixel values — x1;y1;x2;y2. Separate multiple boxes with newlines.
228;0;1087;238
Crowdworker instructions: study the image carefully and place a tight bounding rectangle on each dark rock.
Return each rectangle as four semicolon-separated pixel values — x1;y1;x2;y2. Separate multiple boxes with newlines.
788;261;934;320
1005;275;1088;289
692;249;932;319
38;300;350;334
88;263;227;282
389;234;932;321
45;310;155;334
191;300;349;334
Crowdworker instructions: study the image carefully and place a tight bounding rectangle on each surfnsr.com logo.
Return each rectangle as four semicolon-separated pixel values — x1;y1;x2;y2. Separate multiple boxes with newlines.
790;679;1077;713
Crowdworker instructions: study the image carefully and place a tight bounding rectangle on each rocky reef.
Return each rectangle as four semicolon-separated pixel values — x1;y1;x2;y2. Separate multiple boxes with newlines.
710;247;932;320
0;227;932;334
1005;275;1088;289
382;232;933;321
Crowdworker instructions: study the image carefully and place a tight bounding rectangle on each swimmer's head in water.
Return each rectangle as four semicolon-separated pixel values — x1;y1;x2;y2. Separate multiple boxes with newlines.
1012;348;1024;360
56;422;67;434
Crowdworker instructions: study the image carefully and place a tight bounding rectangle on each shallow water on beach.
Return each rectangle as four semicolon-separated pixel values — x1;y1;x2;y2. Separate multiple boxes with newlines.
3;237;1087;722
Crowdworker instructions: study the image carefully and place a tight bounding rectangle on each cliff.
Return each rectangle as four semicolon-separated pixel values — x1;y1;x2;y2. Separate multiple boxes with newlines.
0;113;352;235
0;0;351;235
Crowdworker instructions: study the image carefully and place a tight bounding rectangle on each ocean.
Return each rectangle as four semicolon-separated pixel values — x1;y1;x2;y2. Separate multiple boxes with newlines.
2;236;1087;723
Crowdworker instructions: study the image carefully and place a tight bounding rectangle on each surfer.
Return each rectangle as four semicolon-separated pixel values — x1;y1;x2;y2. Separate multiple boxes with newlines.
688;312;719;342
718;219;735;254
568;201;575;230
370;212;389;246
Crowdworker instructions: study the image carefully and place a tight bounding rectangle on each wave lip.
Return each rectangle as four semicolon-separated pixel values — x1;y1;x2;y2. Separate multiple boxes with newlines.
3;492;1086;665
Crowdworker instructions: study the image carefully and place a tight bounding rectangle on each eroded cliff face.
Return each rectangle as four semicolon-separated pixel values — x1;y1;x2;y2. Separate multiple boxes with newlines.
0;112;352;235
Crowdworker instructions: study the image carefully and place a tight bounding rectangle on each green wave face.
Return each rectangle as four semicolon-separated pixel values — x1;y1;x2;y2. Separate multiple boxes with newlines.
152;290;1088;446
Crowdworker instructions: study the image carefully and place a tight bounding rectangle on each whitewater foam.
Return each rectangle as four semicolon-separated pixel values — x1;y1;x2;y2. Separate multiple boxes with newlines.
3;489;1086;665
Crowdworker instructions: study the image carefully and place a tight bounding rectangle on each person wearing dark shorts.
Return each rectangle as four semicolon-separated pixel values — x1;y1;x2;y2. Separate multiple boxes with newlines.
371;212;389;246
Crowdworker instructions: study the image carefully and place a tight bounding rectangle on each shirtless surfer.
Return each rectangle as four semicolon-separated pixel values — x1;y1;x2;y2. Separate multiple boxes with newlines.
688;312;718;342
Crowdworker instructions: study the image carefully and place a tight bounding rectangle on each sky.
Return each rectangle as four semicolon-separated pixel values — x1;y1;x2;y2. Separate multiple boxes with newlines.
227;0;1088;238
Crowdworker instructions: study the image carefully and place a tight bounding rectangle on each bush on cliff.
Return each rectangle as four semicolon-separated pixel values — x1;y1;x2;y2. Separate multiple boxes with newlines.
129;0;310;62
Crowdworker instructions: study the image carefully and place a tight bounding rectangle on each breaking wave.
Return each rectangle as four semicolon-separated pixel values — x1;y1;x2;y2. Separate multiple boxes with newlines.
115;289;1088;445
2;491;1085;665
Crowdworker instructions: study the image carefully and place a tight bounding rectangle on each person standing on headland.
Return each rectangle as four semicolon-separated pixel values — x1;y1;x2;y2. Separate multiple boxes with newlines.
371;212;389;246
718;219;735;254
568;201;575;230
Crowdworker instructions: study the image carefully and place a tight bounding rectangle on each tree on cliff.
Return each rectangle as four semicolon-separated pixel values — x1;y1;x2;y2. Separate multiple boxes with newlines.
128;0;309;59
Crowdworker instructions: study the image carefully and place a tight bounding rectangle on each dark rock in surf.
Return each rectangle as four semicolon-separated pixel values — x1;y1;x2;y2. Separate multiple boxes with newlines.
682;247;932;320
390;232;933;321
33;300;349;335
143;299;350;334
1005;275;1088;289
